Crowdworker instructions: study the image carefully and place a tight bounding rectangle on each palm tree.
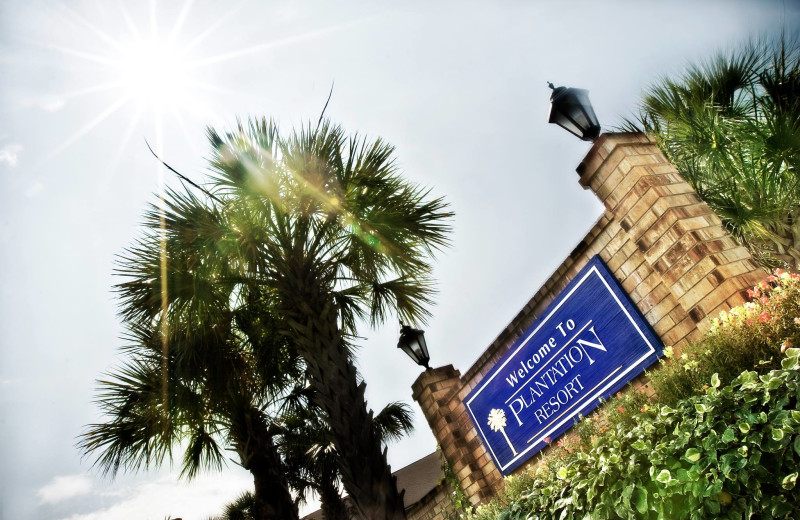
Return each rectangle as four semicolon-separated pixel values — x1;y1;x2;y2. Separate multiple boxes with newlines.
211;491;258;520
205;118;453;519
280;397;415;520
627;36;800;269
209;400;413;520
79;188;303;520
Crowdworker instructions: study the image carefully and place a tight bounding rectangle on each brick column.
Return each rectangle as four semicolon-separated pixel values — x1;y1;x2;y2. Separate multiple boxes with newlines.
577;133;764;336
412;367;498;506
412;133;768;507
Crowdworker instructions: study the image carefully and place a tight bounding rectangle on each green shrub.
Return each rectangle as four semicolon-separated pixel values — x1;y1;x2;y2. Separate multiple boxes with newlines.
649;270;800;406
467;270;800;520
471;349;800;520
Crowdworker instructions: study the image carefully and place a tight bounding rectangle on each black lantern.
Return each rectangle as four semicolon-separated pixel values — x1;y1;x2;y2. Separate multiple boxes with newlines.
397;324;430;369
547;82;601;141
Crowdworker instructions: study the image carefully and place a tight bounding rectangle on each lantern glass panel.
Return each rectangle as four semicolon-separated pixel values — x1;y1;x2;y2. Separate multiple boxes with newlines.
568;106;590;131
548;85;601;141
549;109;583;139
399;343;417;362
397;326;430;368
415;332;428;358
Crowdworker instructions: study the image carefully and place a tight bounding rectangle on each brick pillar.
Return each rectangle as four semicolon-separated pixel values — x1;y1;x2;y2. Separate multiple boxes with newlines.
411;133;769;507
412;367;498;506
577;133;765;335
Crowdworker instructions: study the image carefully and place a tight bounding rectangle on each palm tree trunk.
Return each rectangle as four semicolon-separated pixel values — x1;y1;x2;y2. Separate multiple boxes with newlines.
318;475;350;520
280;276;407;520
231;408;299;520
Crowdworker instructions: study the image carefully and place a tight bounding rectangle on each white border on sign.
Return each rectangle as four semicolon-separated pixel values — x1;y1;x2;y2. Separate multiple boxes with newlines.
465;264;658;472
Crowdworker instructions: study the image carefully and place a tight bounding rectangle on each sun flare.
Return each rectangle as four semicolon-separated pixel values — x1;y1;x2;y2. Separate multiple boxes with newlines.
42;0;358;164
115;38;193;108
39;1;222;162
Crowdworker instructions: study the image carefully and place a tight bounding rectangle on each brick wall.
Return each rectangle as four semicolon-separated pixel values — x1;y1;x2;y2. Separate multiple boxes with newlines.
406;481;455;520
412;133;765;507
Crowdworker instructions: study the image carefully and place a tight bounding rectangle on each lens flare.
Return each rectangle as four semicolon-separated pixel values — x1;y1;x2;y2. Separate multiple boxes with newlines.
116;38;191;108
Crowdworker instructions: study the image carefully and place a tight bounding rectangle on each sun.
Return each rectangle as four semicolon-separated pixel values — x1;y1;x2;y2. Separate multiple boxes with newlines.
41;1;360;163
39;2;225;162
115;37;193;109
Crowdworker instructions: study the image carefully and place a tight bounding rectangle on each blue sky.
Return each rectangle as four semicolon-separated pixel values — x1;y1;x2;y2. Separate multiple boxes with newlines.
1;1;797;518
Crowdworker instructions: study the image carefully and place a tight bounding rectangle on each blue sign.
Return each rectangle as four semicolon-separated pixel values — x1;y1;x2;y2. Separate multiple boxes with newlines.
465;256;663;475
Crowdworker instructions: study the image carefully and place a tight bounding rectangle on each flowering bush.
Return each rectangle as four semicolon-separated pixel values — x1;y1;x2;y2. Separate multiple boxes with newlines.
710;269;800;341
649;268;800;407
469;349;800;520
466;270;800;520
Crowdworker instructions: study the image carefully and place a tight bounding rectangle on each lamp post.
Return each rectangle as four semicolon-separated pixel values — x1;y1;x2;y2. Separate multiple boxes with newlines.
547;82;601;141
397;324;430;370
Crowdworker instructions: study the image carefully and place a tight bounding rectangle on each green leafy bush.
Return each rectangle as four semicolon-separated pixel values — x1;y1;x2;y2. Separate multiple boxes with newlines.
471;349;800;520
467;272;800;520
649;269;800;406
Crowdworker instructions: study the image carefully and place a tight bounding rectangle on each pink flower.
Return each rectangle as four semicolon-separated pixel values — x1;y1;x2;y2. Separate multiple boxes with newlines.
617;406;625;413
544;437;551;444
616;391;622;398
760;296;770;304
794;317;800;325
775;268;785;276
747;288;756;298
782;340;793;354
759;311;772;323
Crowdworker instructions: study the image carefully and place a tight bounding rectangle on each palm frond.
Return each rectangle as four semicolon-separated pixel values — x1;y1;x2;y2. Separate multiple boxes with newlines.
629;34;800;270
373;401;414;443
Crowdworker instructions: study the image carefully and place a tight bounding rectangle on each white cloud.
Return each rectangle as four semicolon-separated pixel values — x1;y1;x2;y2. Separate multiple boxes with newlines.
0;144;22;167
25;180;44;197
54;472;254;520
38;474;93;504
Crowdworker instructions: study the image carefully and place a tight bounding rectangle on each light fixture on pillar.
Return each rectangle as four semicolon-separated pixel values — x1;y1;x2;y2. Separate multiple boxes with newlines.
397;324;430;370
547;82;601;141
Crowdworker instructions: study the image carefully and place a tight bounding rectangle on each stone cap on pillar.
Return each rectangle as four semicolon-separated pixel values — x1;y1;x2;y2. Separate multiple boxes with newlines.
576;132;655;188
411;364;461;400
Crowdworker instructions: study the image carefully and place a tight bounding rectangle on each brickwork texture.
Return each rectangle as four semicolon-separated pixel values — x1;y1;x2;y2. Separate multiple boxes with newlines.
411;133;766;509
405;481;455;520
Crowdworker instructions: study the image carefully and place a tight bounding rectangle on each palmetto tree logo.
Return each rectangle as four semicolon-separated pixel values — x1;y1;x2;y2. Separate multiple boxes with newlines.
487;408;517;456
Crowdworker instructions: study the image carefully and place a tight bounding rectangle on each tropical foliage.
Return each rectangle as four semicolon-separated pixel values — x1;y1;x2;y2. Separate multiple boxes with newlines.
628;36;800;269
279;398;415;520
467;270;800;520
648;268;800;406
472;350;800;520
82;117;450;519
79;184;303;519
203;118;451;519
210;492;258;520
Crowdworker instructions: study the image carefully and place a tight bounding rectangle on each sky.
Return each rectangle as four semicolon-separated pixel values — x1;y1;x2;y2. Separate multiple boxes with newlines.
1;1;797;519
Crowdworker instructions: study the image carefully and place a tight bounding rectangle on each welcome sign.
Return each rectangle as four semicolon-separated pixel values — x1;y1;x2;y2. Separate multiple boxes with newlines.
465;255;663;475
